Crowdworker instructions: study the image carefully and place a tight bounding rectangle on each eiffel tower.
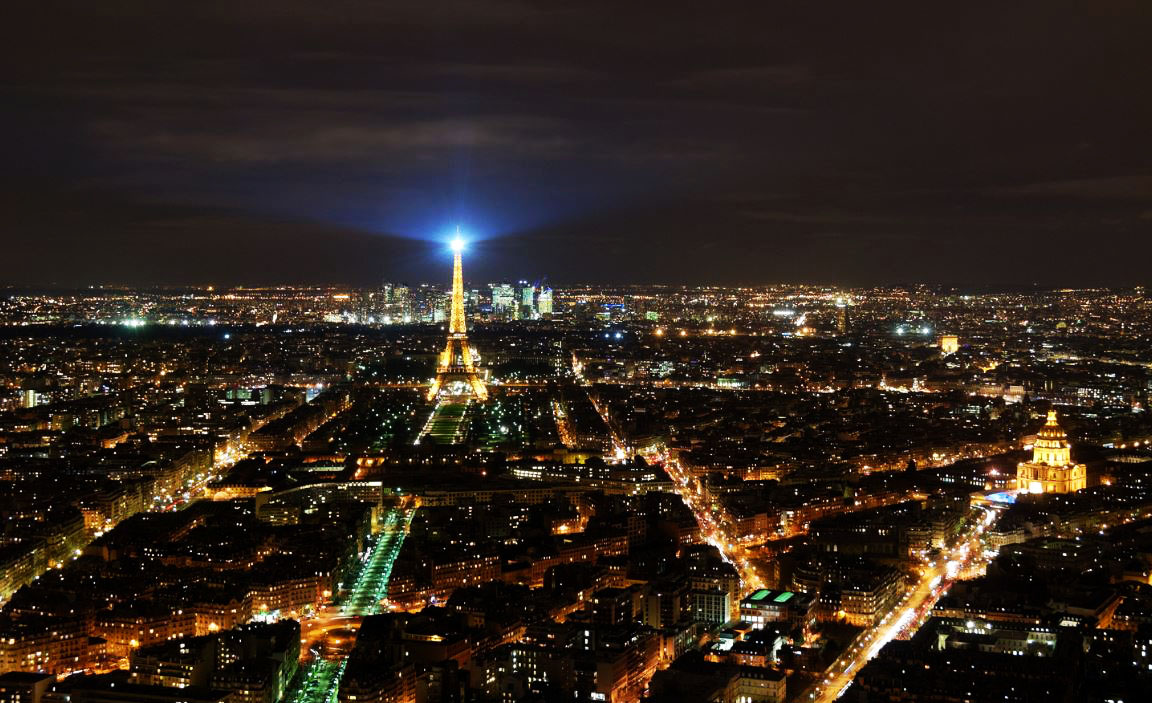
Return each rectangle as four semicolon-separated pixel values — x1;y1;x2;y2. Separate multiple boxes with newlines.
427;232;488;401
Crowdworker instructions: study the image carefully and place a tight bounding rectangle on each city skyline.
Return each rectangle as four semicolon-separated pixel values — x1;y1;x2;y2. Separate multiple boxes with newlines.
1;280;1151;703
4;3;1152;703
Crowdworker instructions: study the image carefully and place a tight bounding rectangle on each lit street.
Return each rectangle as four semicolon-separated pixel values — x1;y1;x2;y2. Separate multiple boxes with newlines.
808;506;1000;702
286;508;414;703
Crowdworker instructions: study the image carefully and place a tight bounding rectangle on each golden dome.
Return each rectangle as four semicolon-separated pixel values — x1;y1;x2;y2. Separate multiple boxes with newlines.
1036;410;1068;443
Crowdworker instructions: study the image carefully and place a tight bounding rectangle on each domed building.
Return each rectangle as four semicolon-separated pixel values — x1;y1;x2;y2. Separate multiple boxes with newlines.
1016;410;1086;494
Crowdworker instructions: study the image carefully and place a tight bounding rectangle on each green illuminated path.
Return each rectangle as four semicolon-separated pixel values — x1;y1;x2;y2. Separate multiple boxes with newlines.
286;660;343;703
284;508;414;703
340;509;413;615
415;401;470;445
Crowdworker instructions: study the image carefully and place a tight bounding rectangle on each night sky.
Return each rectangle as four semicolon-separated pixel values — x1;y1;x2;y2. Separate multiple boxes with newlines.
5;1;1151;287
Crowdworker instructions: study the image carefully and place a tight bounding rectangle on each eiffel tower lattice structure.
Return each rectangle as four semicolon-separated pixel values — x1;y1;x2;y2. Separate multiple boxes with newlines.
427;234;488;402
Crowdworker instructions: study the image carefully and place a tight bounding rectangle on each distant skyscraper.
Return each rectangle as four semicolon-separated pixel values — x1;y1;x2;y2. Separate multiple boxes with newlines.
835;297;850;334
537;287;553;316
391;285;411;322
410;284;443;323
379;283;413;323
490;283;516;319
431;292;449;324
519;281;535;320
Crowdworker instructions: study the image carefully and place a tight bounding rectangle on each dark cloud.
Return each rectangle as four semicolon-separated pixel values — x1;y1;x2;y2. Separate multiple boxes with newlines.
996;176;1152;201
2;0;1151;286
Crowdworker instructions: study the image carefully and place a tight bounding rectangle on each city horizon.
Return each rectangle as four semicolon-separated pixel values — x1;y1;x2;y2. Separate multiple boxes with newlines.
1;280;1147;295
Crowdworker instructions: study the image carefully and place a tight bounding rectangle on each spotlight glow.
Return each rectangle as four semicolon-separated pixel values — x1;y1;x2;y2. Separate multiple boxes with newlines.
449;226;466;253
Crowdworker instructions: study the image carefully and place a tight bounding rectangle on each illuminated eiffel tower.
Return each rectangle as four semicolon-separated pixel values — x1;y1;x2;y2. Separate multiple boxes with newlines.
427;231;488;401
